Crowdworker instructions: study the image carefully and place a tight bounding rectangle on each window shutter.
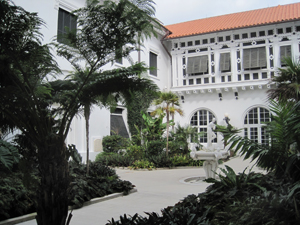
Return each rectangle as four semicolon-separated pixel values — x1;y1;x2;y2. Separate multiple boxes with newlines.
250;48;259;68
58;9;64;35
187;56;200;74
258;47;266;67
280;45;291;64
243;47;266;69
199;55;208;73
220;53;231;72
243;49;251;69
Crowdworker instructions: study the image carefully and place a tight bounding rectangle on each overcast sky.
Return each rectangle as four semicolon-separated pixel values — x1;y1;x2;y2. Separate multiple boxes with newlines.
154;0;300;25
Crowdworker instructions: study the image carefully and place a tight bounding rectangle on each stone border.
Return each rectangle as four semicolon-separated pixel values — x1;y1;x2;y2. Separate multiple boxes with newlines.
0;188;137;225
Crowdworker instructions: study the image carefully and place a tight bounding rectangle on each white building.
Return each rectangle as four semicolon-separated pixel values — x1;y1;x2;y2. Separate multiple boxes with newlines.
13;1;300;159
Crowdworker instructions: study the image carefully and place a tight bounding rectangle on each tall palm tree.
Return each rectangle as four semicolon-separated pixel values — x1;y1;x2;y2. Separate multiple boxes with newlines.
268;57;300;102
0;0;160;224
151;91;183;155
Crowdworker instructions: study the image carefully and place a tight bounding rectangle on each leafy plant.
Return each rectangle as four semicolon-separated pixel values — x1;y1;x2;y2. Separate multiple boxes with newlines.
126;144;144;160
0;140;19;170
102;135;130;153
141;112;167;141
169;124;203;155
129;159;155;170
146;139;166;156
95;152;134;167
147;153;173;168
68;161;134;208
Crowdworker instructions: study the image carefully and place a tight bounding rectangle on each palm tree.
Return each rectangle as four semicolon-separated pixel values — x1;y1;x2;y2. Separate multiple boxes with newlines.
223;99;300;177
0;0;160;224
151;91;183;155
268;57;300;102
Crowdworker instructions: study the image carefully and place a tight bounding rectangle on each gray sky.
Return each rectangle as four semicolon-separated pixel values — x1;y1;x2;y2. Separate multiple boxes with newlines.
154;0;300;25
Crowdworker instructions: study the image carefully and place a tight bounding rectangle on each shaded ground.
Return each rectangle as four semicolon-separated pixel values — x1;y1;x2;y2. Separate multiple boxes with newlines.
18;156;263;225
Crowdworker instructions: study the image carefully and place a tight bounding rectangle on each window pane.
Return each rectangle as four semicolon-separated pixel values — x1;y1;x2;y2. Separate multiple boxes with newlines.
57;8;77;43
244;128;248;138
190;110;216;143
187;56;200;74
220;52;231;72
261;127;269;145
149;52;157;76
280;45;291;66
260;108;270;123
199;110;208;125
243;47;266;69
190;112;198;126
199;55;208;73
250;127;258;142
200;128;207;143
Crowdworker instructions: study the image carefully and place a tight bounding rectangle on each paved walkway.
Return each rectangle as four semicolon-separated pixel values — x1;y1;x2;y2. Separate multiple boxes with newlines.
18;156;263;225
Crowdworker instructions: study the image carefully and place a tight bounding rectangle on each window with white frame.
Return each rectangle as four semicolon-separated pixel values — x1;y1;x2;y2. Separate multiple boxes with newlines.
244;107;270;144
220;52;231;72
149;51;157;76
57;8;77;43
280;45;291;66
243;47;267;70
190;109;217;143
187;55;209;75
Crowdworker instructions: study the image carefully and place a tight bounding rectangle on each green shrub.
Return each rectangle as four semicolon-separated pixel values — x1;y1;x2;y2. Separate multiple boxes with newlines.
0;172;36;221
68;161;133;208
0;161;134;221
147;153;173;168
95;152;134;167
170;154;190;167
168;140;185;156
146;140;165;156
129;159;155;170
126;145;143;160
102;135;129;153
188;159;203;167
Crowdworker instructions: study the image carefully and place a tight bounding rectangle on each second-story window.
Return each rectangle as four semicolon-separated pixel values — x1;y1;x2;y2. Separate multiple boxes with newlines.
243;47;267;70
57;8;77;43
280;45;291;67
187;55;208;75
220;52;231;72
149;52;157;76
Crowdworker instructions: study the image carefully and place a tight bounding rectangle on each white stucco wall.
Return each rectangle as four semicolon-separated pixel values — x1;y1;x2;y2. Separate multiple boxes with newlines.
13;0;170;159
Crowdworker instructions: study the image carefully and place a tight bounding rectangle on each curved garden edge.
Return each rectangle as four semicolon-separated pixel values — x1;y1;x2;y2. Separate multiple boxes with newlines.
0;188;137;225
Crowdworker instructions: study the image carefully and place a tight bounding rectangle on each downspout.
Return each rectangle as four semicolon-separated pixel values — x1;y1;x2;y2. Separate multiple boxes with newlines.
160;28;173;90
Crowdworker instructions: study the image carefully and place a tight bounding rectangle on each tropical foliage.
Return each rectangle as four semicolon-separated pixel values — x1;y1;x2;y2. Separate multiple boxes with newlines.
107;167;299;225
151;91;184;155
267;57;300;102
0;161;133;221
0;0;159;224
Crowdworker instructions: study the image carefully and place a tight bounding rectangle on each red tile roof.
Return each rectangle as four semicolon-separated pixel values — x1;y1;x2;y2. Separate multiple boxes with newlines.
165;3;300;39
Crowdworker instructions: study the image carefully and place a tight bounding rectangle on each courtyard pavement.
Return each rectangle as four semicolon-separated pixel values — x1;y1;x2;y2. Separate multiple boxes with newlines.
17;156;264;225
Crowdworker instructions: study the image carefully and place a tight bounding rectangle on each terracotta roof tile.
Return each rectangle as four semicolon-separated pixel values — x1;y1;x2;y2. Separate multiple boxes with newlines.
165;3;300;39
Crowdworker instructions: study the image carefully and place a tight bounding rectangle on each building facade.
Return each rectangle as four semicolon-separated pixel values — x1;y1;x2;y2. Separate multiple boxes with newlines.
12;1;300;158
163;3;300;150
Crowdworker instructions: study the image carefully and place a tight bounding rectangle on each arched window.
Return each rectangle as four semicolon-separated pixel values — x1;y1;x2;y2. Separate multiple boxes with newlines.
190;109;217;143
243;107;270;144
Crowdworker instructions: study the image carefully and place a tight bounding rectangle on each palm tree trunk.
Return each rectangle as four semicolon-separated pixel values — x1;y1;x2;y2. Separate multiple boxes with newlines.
172;113;175;132
166;112;169;156
36;137;70;225
85;113;90;175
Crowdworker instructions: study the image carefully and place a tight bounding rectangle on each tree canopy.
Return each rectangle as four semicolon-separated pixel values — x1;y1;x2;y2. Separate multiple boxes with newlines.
0;0;160;224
